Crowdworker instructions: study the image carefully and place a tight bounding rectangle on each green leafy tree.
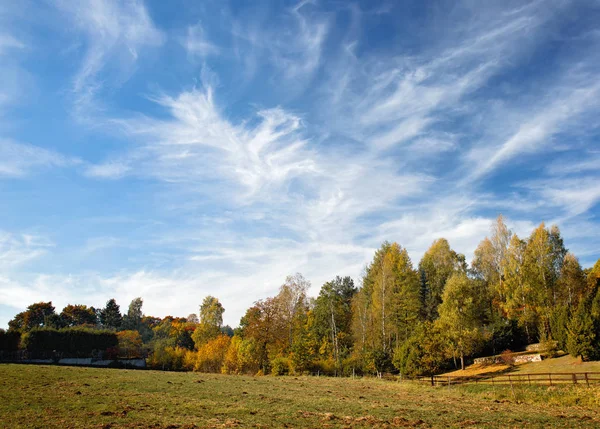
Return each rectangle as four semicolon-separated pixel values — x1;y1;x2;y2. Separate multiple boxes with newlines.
503;234;536;341
192;296;225;347
437;273;484;370
472;215;511;322
122;297;144;332
313;276;356;368
557;253;587;309
393;322;447;384
587;258;600;293
566;301;599;361
522;223;566;339
350;273;375;368
419;239;466;321
99;299;122;330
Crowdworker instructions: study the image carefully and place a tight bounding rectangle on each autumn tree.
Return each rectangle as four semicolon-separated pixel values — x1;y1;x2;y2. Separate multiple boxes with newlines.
277;273;310;350
8;302;56;332
557;253;587;308
117;330;143;358
60;304;97;327
195;335;231;373
313;276;356;368
522;223;566;340
472;215;512;317
503;234;536;341
587;258;600;292
437;273;485;370
350;272;375;367
419;239;466;321
352;242;422;372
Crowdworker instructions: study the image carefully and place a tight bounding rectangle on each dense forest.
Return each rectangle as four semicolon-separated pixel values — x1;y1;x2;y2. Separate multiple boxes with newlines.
2;216;600;378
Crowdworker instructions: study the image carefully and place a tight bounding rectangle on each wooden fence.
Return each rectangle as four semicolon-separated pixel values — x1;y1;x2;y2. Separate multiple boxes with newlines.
418;372;600;387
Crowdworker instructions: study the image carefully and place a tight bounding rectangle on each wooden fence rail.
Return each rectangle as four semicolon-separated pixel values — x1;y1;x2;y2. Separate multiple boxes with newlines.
418;372;600;387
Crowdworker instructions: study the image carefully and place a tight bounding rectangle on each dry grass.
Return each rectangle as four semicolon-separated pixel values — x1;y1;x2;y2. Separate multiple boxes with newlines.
1;364;600;428
511;355;600;374
443;363;510;377
444;354;600;378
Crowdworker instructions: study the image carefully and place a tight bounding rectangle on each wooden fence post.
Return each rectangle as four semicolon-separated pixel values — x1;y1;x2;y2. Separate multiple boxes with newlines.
572;374;577;385
527;374;531;385
549;373;552;386
584;373;589;387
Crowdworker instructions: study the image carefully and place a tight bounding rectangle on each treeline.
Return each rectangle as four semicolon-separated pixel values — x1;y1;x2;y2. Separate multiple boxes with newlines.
3;217;600;377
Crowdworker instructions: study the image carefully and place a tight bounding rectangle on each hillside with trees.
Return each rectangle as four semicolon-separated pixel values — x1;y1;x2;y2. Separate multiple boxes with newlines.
2;216;599;377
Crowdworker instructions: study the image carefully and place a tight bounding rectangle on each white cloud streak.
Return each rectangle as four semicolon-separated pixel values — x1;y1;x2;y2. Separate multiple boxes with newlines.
0;140;76;177
54;0;164;119
184;23;218;57
0;231;52;270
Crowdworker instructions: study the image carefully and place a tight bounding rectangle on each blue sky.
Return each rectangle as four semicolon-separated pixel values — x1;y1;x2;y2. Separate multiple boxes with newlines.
1;0;599;328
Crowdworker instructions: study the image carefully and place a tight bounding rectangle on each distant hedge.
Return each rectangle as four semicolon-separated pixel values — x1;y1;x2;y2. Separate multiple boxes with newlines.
22;328;118;358
0;330;21;352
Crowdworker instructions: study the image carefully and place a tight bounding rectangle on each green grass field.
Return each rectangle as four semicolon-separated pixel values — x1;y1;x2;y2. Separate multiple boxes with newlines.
1;364;600;428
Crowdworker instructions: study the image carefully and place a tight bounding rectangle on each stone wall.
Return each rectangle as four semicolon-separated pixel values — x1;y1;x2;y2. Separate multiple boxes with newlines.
473;353;542;365
513;354;542;363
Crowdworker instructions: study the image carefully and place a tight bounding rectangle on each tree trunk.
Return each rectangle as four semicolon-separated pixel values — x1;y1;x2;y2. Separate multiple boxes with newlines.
460;352;465;371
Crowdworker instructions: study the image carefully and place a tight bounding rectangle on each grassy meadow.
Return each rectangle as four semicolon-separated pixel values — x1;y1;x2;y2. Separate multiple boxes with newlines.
1;364;600;428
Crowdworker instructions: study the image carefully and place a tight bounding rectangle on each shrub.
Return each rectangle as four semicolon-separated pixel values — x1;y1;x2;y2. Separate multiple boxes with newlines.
117;330;143;358
147;344;188;371
183;350;197;371
499;350;514;366
194;335;230;373
270;356;291;376
312;358;335;376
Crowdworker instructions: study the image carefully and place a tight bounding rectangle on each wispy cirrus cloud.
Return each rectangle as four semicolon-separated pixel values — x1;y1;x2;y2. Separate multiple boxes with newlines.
84;160;131;179
466;77;600;181
184;22;219;58
3;0;600;330
105;86;318;200
54;0;164;119
318;1;554;152
0;231;53;270
0;140;77;177
0;25;29;116
228;0;328;88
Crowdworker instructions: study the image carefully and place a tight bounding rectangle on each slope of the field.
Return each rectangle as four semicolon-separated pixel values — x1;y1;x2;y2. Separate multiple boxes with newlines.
511;355;600;374
443;355;600;378
1;364;600;428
